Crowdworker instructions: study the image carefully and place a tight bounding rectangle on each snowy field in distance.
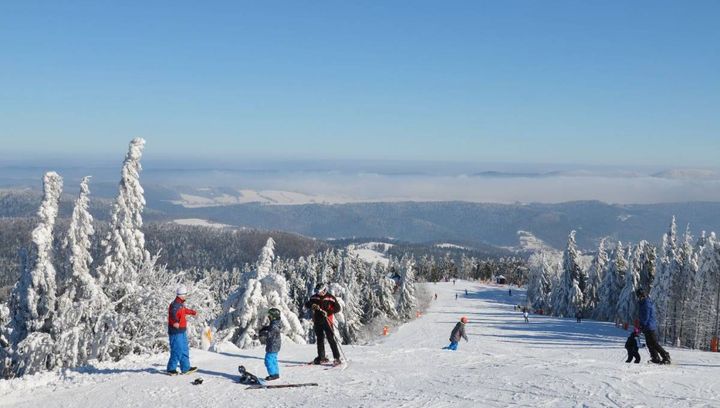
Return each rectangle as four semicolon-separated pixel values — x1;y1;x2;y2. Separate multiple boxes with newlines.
172;219;230;228
1;282;718;408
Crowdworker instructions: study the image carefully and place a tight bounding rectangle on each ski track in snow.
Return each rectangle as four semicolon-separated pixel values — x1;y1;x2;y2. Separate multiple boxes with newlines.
2;282;719;407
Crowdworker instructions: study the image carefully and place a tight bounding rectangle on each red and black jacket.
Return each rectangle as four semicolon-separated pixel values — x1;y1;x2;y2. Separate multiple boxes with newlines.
305;292;342;325
168;297;197;335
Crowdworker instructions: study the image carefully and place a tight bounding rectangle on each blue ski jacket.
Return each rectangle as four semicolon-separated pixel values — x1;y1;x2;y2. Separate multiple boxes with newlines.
638;298;657;332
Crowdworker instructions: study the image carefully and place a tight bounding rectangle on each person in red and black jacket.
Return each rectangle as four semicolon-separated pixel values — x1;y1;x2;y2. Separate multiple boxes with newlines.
305;284;342;365
166;285;198;374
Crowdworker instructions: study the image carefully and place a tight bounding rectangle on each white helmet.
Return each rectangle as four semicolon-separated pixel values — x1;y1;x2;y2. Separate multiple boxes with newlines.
176;285;188;296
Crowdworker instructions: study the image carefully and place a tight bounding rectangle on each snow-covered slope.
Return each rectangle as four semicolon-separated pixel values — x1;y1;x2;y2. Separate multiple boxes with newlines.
347;242;393;267
2;282;718;407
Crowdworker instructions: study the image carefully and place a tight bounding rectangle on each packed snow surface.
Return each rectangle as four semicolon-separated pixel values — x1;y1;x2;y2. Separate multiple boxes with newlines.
2;282;718;407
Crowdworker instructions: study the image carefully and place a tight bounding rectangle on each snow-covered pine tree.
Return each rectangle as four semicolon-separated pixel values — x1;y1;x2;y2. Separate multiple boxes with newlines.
595;242;626;322
567;279;583;317
214;238;305;349
687;233;720;350
671;227;699;346
54;177;114;368
332;255;364;343
6;172;63;376
636;240;656;295
651;217;679;342
559;231;584;317
361;264;385;324
395;255;417;321
586;239;608;315
375;264;398;320
617;244;640;326
97;138;151;299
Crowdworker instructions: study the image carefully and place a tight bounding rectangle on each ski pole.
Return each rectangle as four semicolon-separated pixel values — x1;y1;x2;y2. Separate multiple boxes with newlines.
326;315;348;363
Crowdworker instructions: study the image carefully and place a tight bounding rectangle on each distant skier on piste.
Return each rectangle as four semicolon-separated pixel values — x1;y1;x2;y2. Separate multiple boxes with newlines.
443;317;469;350
624;327;645;363
167;285;198;375
637;288;671;364
258;308;283;380
305;284;342;365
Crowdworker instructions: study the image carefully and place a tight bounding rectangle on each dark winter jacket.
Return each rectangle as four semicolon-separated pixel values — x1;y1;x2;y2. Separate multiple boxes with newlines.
449;322;468;343
259;319;282;353
305;292;342;325
638;298;657;332
625;334;643;351
168;297;197;335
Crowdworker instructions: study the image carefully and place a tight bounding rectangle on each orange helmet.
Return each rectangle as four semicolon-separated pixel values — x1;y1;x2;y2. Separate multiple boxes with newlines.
460;316;468;323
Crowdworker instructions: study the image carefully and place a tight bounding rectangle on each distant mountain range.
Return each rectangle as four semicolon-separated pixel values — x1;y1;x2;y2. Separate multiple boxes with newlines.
3;188;719;251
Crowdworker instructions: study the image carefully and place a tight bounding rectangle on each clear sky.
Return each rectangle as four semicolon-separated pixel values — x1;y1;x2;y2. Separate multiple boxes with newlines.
1;1;718;166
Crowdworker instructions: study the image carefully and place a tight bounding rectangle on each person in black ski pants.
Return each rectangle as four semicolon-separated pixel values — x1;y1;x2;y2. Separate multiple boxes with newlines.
625;327;645;363
637;289;671;364
305;284;342;365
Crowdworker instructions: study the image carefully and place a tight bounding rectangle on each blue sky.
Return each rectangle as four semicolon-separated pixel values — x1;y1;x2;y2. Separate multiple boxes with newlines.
1;1;718;166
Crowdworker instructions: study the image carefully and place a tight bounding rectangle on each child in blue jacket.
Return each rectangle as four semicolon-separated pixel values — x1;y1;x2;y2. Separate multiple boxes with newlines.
259;308;282;380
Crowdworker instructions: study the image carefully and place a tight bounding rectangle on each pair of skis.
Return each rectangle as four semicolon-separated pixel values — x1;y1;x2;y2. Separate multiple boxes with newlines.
238;365;319;389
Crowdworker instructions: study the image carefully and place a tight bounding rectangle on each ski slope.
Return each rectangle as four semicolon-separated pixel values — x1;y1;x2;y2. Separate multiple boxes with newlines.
2;282;719;407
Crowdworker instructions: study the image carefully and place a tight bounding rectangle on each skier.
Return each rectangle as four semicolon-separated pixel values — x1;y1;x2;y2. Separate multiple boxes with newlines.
575;311;583;323
523;311;529;323
305;284;342;365
167;285;198;375
509;288;512;296
624;327;645;363
637;289;671;364
434;293;438;301
443;317;469;350
465;289;468;296
258;308;282;381
455;293;458;300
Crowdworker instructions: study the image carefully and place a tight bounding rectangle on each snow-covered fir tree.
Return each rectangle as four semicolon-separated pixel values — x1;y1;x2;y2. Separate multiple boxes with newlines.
395;255;418;321
97;137;151;298
5;172;63;376
333;255;364;343
617;244;640;325
557;231;584;317
636;240;656;295
686;233;720;350
594;242;626;322
54;177;114;368
214;238;305;349
651;217;679;342
585;239;608;315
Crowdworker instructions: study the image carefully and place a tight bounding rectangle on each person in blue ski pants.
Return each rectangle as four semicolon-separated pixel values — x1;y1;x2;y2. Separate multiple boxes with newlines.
259;308;282;380
443;317;469;351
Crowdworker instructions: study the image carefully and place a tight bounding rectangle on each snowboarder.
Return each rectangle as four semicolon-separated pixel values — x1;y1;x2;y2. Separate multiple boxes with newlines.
167;285;198;375
443;317;469;350
258;308;282;381
523;311;529;323
434;293;438;301
624;327;645;363
637;289;671;364
305;284;342;365
575;311;583;323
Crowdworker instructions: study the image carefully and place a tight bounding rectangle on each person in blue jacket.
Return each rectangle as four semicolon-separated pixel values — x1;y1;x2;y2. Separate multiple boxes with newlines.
637;289;671;364
259;308;282;380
